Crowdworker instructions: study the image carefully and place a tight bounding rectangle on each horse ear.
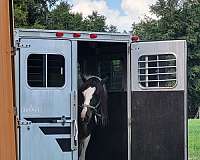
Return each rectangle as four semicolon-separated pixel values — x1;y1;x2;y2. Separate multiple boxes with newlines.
101;76;108;84
81;74;87;82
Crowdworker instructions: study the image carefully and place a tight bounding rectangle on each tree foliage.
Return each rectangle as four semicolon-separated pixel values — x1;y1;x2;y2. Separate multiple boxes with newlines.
108;25;118;33
82;11;107;32
13;1;117;32
47;2;74;30
14;0;28;27
133;0;200;117
14;0;57;28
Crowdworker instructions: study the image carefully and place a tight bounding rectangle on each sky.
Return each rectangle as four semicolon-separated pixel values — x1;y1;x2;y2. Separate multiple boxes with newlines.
66;0;157;32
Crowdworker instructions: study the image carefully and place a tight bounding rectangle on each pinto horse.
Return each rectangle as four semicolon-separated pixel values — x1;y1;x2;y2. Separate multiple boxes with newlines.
78;75;108;160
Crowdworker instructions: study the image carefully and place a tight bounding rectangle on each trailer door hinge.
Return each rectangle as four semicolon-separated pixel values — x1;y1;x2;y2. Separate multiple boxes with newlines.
13;106;17;116
17;120;31;127
15;40;31;49
11;47;16;56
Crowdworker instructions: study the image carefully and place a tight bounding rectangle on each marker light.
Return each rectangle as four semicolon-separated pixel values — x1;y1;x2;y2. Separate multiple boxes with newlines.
73;33;81;38
90;34;97;39
131;35;140;42
56;32;64;38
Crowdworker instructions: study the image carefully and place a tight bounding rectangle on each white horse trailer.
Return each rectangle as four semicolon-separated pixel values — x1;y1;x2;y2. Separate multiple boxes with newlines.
14;29;187;160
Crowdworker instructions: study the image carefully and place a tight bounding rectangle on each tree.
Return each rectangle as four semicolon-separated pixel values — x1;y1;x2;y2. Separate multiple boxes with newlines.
14;0;28;27
14;0;59;28
133;0;200;117
108;25;118;33
47;2;73;30
82;11;108;32
14;1;117;32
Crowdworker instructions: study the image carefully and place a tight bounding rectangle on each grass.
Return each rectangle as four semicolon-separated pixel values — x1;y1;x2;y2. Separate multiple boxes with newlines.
188;119;200;160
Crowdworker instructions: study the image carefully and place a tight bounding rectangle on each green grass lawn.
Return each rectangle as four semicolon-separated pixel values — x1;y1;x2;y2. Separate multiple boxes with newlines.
189;119;200;160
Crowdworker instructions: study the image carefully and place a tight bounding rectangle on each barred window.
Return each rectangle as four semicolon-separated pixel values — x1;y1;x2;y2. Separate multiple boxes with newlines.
27;54;65;87
138;54;176;88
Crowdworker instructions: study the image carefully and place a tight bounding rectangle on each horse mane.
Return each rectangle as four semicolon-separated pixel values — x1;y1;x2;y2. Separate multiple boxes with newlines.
99;83;108;127
83;75;102;82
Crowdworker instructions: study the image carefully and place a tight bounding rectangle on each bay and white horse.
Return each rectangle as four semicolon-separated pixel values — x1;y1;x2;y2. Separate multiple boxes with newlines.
78;75;108;160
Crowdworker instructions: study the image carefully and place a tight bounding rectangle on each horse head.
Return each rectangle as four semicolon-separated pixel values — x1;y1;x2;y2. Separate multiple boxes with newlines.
78;75;108;128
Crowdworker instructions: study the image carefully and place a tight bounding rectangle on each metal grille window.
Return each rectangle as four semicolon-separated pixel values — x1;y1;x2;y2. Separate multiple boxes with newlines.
27;54;65;87
138;54;176;88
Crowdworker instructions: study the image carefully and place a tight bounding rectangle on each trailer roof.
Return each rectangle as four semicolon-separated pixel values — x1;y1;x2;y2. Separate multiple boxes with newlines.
15;28;130;42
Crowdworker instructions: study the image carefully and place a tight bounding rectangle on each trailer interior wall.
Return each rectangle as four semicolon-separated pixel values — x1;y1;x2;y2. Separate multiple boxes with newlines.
78;41;128;160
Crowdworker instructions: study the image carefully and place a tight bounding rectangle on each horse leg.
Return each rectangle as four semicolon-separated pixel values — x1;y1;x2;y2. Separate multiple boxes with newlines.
79;134;91;160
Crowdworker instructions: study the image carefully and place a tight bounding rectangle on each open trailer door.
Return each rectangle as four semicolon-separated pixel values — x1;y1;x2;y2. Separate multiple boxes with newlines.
18;38;78;160
130;40;187;160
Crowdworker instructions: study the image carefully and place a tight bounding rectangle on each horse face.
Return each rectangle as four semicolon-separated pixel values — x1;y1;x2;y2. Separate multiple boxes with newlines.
81;87;96;120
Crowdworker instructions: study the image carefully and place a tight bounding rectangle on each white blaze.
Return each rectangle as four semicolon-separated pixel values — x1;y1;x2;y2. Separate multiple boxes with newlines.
81;87;96;120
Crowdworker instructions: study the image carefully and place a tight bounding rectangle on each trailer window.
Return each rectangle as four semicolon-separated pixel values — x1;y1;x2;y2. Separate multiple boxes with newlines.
27;54;46;87
138;54;176;88
100;59;123;91
27;54;65;87
47;55;65;87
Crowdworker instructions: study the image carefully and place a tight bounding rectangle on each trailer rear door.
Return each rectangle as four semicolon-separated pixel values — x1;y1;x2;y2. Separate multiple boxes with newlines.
130;40;187;160
19;39;77;160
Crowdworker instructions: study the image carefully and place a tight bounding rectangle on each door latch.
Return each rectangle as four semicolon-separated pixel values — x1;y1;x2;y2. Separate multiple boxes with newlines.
71;119;78;150
56;116;72;125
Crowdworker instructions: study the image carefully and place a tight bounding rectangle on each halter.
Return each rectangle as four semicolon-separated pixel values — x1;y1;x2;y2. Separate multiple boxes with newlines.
83;75;102;82
79;99;101;118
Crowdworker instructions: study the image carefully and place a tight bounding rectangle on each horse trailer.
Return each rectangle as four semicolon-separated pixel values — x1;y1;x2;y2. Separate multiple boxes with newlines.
14;29;187;160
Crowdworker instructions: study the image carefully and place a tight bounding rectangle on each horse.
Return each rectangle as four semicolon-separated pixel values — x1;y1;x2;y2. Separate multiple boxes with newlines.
78;75;108;160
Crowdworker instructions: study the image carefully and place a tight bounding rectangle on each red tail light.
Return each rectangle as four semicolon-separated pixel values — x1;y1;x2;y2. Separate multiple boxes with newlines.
73;33;81;38
56;32;64;38
131;35;140;42
90;34;97;39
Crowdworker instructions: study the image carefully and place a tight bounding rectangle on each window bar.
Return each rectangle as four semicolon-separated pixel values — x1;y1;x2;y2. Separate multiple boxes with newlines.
139;79;176;82
157;55;160;87
111;61;114;89
45;54;48;88
138;59;176;63
139;72;177;76
42;55;46;87
145;56;148;87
